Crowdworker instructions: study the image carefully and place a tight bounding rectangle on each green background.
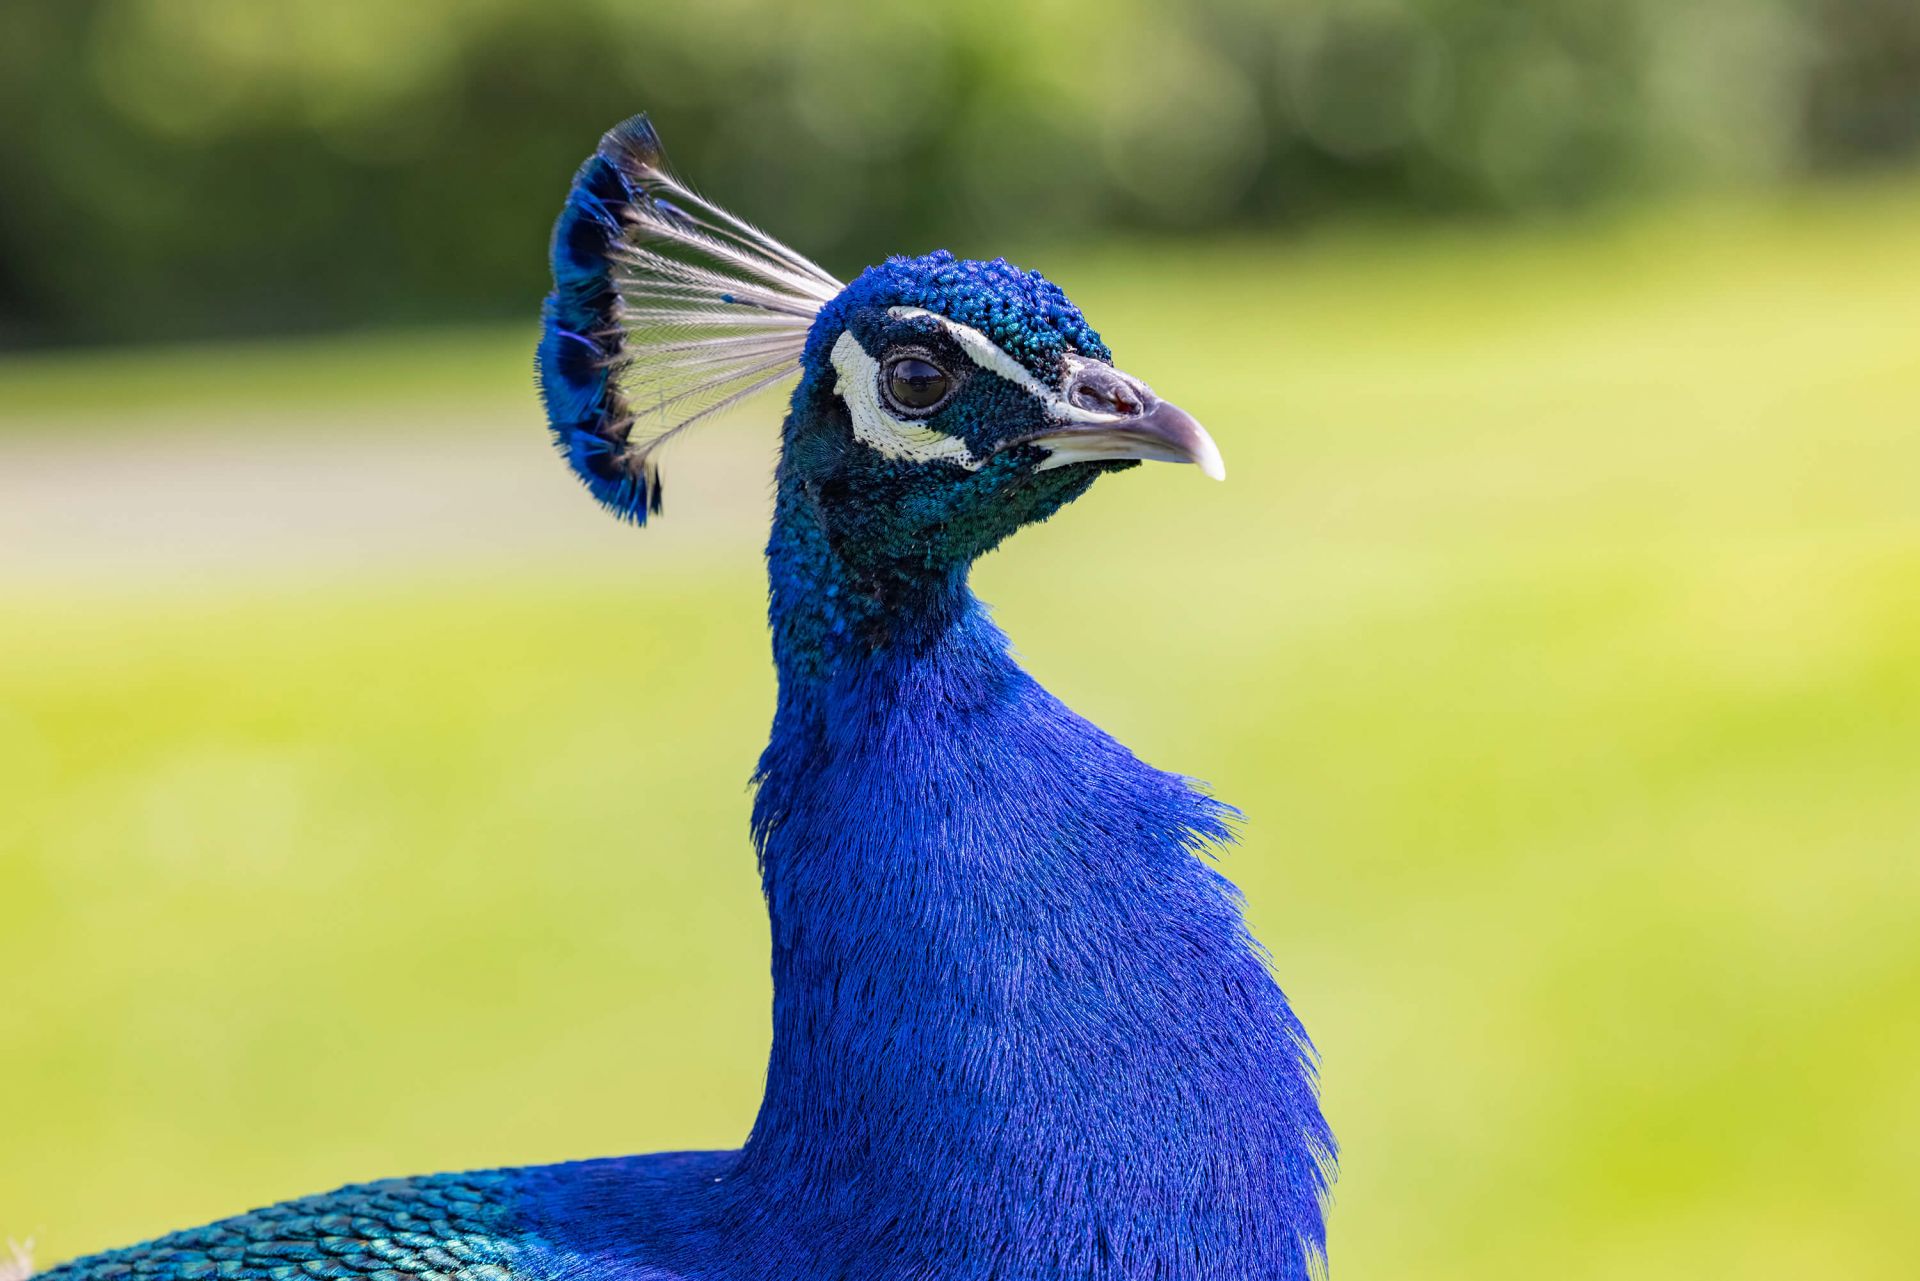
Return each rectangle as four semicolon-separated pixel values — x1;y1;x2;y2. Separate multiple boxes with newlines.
5;185;1918;1277
3;0;1919;346
4;1;1920;1276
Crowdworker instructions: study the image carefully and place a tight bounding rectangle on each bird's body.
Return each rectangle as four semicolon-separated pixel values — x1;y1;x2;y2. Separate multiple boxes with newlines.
37;116;1332;1281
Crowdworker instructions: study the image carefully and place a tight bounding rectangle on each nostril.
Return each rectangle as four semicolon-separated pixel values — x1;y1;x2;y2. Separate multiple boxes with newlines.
1070;383;1110;413
1068;375;1144;416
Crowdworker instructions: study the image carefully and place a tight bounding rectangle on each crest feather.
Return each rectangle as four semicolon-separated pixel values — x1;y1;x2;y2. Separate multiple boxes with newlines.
537;115;842;524
1;1239;31;1281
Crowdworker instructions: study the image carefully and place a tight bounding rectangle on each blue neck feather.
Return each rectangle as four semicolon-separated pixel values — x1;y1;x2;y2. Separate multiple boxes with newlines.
707;486;1334;1277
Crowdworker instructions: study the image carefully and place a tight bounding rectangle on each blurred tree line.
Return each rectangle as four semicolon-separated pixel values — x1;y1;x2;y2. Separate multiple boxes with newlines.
1;0;1915;348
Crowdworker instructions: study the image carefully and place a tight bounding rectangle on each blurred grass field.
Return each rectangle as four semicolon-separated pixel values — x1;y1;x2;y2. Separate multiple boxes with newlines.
4;183;1919;1280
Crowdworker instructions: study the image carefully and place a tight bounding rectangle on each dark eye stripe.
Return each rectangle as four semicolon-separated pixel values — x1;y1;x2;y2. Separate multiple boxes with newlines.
883;356;953;414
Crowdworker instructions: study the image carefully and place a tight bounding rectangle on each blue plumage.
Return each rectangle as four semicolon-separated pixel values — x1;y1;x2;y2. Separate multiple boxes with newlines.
41;115;1331;1281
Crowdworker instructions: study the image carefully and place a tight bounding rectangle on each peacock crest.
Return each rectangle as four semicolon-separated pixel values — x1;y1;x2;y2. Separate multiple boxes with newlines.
538;116;842;522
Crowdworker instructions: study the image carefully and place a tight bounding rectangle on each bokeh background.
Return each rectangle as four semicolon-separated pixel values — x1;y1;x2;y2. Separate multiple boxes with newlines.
3;2;1918;1278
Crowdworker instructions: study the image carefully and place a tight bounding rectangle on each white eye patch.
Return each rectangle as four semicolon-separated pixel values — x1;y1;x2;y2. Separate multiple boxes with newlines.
830;330;983;468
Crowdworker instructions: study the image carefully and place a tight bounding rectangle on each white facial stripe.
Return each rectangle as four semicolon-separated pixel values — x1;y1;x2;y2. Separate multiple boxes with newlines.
886;307;1127;425
830;330;982;468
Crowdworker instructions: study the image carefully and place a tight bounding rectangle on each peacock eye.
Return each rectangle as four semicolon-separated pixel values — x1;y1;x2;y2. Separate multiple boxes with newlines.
882;355;953;415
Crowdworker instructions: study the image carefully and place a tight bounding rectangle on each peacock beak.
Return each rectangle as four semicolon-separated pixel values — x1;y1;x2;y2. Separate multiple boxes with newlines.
1023;361;1226;480
1028;400;1226;481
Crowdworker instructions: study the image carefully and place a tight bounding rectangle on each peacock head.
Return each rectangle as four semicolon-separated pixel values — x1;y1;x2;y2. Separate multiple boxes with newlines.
538;116;1221;575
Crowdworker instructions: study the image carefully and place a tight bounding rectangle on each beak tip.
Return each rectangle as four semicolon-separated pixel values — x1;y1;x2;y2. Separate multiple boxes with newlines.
1190;429;1227;482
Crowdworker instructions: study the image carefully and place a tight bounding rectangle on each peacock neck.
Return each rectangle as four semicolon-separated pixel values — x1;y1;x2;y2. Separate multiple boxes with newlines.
728;491;1332;1278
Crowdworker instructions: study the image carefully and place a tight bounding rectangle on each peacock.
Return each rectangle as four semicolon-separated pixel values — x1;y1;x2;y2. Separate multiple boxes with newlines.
35;116;1334;1281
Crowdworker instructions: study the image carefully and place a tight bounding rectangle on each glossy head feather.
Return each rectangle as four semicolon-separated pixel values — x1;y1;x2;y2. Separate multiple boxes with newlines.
536;115;842;523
